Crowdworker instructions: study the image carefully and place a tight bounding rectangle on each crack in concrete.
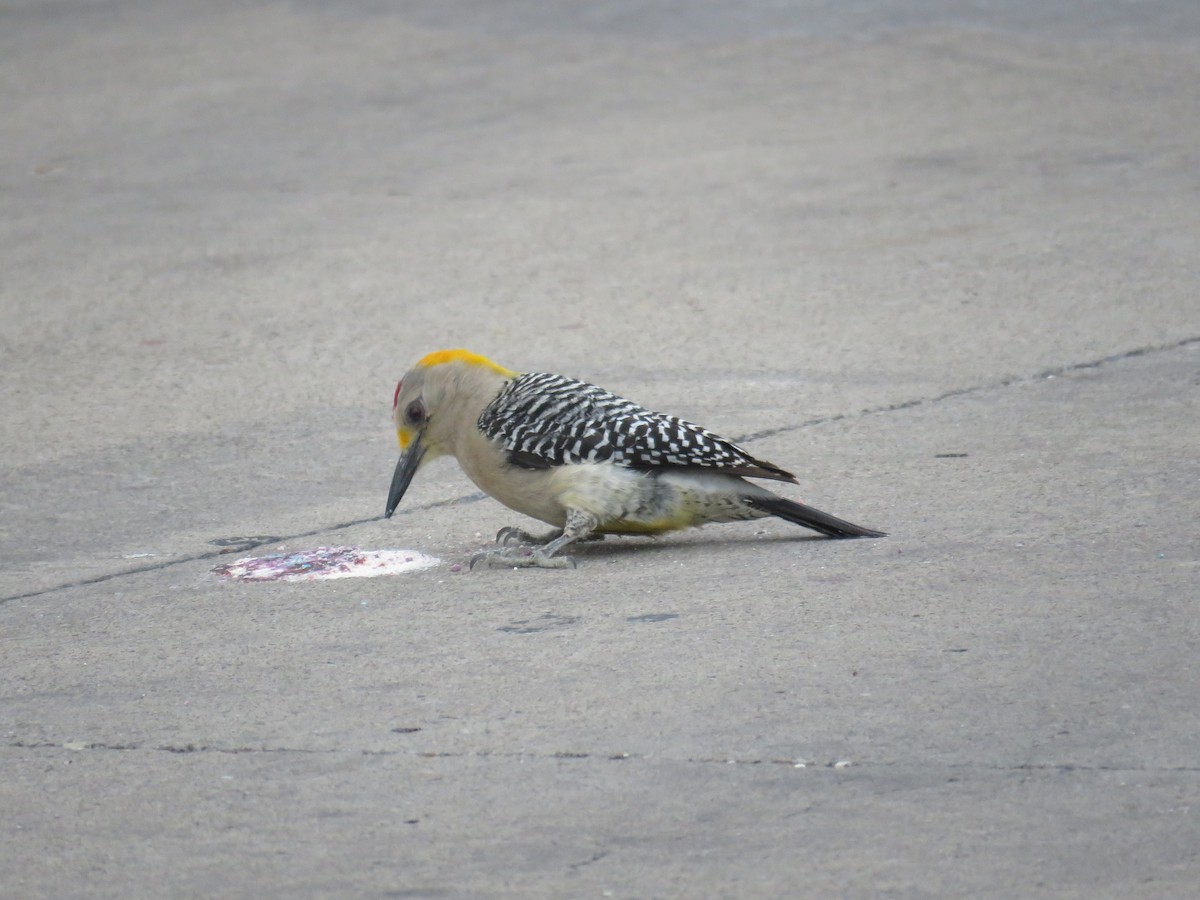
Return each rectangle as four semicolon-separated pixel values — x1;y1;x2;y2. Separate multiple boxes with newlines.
3;334;1197;606
567;849;610;870
6;740;1199;774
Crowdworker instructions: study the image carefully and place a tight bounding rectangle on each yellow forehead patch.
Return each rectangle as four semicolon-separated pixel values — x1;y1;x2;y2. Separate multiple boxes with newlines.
416;348;515;377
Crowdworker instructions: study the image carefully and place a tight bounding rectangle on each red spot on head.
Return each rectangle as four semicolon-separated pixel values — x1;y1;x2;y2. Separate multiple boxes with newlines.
393;380;403;410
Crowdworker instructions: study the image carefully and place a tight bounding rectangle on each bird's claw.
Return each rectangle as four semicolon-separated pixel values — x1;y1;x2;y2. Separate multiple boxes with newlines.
533;550;576;569
495;526;543;547
468;547;576;570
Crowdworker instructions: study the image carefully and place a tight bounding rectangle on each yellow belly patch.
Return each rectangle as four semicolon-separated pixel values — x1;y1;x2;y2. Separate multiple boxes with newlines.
600;512;695;535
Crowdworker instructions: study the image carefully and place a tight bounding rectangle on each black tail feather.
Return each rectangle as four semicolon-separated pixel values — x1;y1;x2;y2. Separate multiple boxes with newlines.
746;495;886;539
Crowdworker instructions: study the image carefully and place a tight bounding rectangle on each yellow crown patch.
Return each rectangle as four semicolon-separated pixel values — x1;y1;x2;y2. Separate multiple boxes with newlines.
416;348;515;377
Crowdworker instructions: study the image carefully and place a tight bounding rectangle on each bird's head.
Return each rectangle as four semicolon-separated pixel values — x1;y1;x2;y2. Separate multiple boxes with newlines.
384;349;515;518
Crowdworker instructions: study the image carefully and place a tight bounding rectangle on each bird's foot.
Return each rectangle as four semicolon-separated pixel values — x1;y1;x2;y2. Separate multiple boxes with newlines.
469;546;577;570
494;525;605;549
495;526;560;548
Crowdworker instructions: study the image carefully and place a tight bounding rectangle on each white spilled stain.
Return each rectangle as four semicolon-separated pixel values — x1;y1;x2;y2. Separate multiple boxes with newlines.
212;546;439;582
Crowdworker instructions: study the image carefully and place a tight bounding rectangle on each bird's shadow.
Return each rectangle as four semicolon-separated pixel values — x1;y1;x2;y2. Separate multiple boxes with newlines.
472;527;836;565
595;530;831;555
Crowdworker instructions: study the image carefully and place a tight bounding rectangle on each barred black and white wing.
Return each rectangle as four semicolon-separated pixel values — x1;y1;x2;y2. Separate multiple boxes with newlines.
477;372;797;483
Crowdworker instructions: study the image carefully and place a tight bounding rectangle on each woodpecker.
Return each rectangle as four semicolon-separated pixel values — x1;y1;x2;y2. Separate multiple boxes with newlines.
385;349;884;569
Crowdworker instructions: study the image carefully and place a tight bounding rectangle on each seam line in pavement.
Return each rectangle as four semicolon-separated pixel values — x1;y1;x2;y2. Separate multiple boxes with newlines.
0;493;487;607
3;333;1197;606
737;332;1200;443
7;740;1199;774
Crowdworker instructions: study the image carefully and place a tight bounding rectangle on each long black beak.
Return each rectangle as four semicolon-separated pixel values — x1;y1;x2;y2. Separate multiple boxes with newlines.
384;436;425;518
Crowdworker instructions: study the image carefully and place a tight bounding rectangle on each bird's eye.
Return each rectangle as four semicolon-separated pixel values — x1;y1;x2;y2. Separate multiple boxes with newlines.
405;400;426;426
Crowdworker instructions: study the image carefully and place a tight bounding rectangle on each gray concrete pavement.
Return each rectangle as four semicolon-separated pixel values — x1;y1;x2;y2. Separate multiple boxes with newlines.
3;2;1199;897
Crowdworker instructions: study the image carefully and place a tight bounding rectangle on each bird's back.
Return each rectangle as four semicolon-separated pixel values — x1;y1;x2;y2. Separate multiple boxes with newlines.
477;372;796;482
